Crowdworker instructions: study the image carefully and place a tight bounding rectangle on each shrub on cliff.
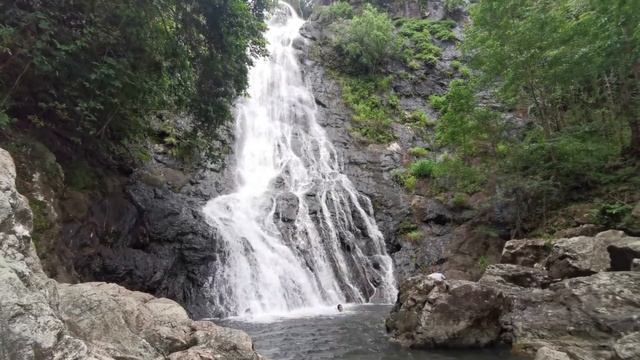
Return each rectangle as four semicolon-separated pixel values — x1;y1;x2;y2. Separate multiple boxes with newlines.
331;4;399;74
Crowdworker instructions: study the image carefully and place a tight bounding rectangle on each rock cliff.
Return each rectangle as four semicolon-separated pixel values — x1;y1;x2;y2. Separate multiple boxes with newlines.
0;147;264;359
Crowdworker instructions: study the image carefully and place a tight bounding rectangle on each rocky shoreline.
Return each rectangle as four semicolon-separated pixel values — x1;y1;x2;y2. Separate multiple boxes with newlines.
386;230;640;360
0;148;264;359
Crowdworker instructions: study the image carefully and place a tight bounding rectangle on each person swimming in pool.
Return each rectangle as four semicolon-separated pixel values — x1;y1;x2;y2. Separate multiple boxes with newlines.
337;304;344;312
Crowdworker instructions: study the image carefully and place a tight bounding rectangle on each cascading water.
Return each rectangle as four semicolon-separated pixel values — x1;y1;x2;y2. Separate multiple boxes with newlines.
203;3;396;318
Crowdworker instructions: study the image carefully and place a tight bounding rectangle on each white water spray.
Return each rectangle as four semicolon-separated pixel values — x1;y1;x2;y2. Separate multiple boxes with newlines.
203;3;396;318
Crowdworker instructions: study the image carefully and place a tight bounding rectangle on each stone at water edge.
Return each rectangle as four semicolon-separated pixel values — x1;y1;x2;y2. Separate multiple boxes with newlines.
534;347;571;360
386;276;509;348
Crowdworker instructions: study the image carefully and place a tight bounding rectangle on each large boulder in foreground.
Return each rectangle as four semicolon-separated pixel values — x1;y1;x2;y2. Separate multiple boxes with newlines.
385;276;509;348
389;227;640;358
0;148;263;360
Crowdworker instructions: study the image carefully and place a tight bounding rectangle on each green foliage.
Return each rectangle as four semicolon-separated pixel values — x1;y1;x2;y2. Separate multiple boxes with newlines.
403;110;436;130
451;193;469;208
404;230;423;243
404;175;418;191
596;202;633;228
465;0;640;156
0;109;11;128
451;60;471;78
425;20;457;42
399;220;418;234
505;127;620;190
67;161;99;191
397;18;443;66
317;2;353;23
0;0;268;158
29;198;50;248
432;156;486;194
544;238;554;252
432;80;502;158
410;159;436;178
408;147;428;158
391;168;418;191
477;255;489;271
339;74;396;143
331;4;398;74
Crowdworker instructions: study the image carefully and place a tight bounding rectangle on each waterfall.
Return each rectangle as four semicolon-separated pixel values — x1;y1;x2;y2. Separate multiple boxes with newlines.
202;3;396;319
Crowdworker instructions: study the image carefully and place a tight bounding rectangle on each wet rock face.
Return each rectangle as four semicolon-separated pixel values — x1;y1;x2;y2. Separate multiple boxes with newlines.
0;147;264;360
17;120;237;319
299;43;412;274
386;277;509;348
299;3;469;282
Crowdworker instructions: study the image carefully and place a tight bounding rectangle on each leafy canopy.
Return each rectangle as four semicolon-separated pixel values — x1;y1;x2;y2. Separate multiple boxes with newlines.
0;0;268;157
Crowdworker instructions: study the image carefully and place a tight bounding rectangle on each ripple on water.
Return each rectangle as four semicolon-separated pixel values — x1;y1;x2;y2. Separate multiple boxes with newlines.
219;305;528;360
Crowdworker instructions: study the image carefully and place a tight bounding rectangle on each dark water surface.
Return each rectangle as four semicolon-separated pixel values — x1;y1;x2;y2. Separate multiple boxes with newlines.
220;304;527;360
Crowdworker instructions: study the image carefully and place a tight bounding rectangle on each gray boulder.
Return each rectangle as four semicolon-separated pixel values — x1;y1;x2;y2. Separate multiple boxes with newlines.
545;231;620;279
386;276;509;348
411;196;452;225
500;238;550;267
479;264;552;289
0;148;264;360
607;236;640;271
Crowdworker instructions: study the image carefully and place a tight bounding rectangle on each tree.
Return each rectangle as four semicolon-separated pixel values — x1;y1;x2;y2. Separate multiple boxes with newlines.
332;4;398;74
0;0;268;157
465;0;640;157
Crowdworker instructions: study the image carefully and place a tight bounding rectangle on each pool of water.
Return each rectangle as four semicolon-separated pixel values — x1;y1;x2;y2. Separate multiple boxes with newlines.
220;304;527;360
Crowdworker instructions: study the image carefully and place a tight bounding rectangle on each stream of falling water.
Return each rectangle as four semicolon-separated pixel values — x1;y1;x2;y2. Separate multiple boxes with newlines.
203;3;396;319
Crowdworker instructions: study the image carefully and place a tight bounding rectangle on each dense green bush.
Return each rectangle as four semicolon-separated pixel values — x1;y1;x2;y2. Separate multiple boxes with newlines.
391;168;417;191
410;159;436;178
0;0;268;158
431;156;486;194
596;202;633;228
331;4;398;74
396;18;443;67
408;147;428;157
425;20;457;42
466;0;640;157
